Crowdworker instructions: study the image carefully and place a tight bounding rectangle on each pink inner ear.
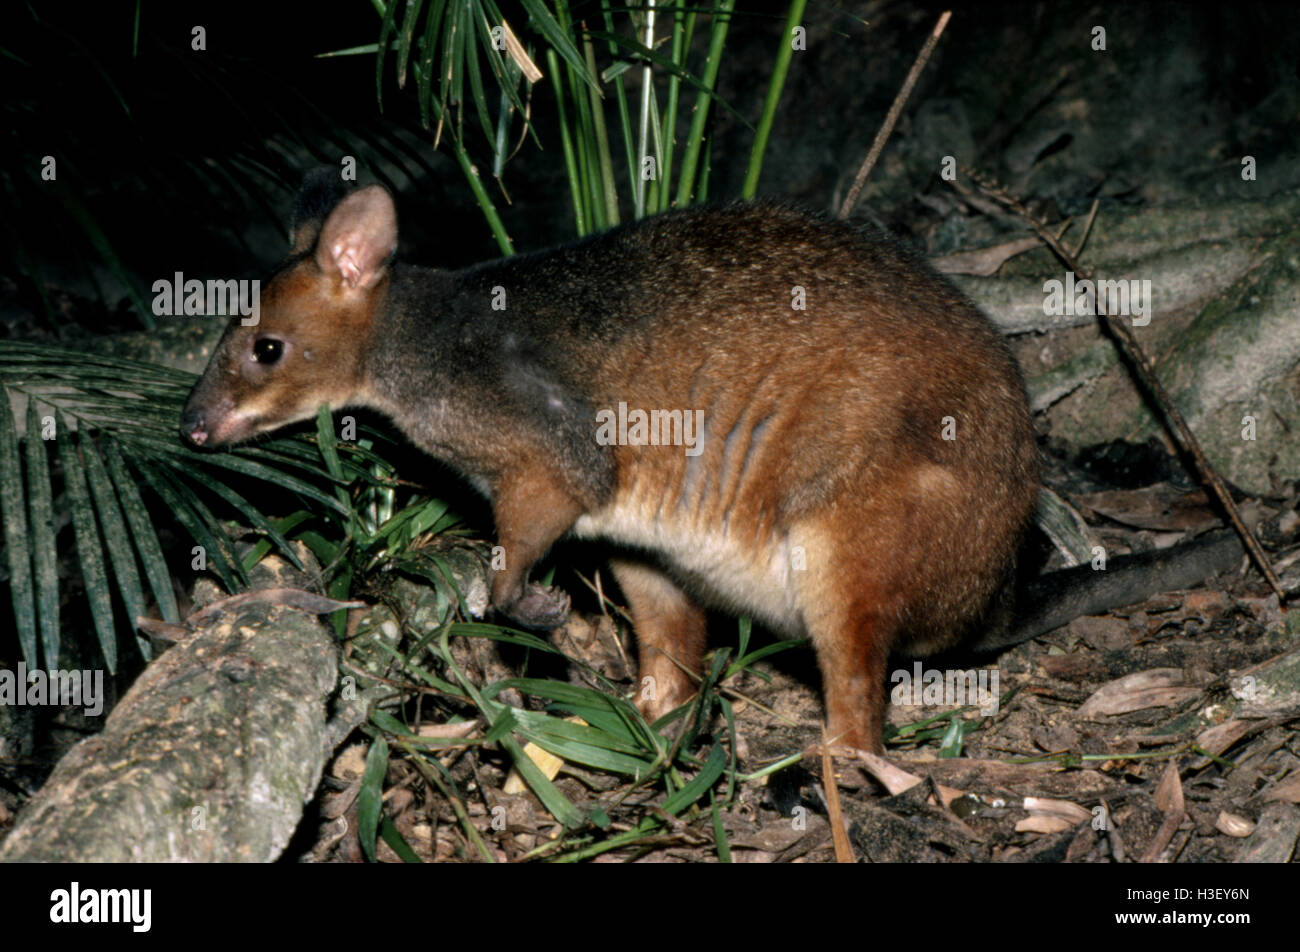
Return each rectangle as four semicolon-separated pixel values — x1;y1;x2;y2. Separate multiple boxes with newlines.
317;186;398;289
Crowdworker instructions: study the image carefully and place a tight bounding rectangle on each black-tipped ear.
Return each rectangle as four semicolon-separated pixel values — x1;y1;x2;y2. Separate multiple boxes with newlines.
290;168;353;254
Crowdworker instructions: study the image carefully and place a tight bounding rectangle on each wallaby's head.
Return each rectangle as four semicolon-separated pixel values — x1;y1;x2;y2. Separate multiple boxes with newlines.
180;172;398;447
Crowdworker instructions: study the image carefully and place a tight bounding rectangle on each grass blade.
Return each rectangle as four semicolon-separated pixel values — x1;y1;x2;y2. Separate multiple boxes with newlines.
742;0;807;198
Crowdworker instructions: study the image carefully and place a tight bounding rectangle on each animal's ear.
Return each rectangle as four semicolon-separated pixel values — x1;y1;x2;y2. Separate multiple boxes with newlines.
314;185;398;290
289;167;352;255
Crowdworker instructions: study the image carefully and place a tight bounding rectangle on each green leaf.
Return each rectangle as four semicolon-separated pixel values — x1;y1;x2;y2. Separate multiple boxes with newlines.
583;29;749;127
500;731;585;829
662;743;726;815
358;734;390;862
0;384;37;666
103;438;179;627
80;428;149;657
395;0;428;87
519;0;599;94
713;800;731;862
370;708;409;735
375;0;402;109
26;399;60;662
135;460;244;594
380;816;423;862
240;509;314;572
117;437;351;516
727;637;808;678
55;413;117;672
313;405;347;482
163;458;303;571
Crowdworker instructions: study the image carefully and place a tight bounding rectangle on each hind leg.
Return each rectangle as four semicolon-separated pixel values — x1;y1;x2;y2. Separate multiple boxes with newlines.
803;591;897;753
609;559;707;724
792;521;908;754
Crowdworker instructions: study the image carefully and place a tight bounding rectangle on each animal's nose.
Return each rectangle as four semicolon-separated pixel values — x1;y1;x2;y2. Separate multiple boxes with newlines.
179;409;208;447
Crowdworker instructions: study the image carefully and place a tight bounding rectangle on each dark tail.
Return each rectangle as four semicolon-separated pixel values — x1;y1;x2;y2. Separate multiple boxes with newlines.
969;529;1247;655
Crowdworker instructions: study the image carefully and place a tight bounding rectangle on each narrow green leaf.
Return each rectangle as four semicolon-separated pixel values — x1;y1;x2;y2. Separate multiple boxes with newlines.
585;28;749;127
713;800;731;862
743;0;808;198
103;439;179;627
135;461;243;594
296;530;340;568
122;440;349;515
514;731;652;775
727;637;808;678
55;412;117;673
166;458;303;571
313;405;346;481
448;622;564;654
448;0;467;127
371;709;409;735
395;0;428;86
240;509;314;572
674;0;735;207
25;399;60;663
500;732;585;829
662;743;726;815
0;384;37;666
465;6;497;148
80;428;149;657
358;734;390;862
315;43;383;58
519;0;598;93
380;817;423;862
548;47;587;235
375;0;402;109
417;0;449;126
508;706;648;757
497;677;628;709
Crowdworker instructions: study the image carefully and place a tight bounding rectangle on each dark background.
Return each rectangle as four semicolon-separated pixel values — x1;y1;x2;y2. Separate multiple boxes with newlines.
5;0;1298;344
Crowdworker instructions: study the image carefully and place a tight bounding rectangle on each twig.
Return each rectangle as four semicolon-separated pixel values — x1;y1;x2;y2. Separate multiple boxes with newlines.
964;169;1284;601
837;10;952;220
819;727;856;863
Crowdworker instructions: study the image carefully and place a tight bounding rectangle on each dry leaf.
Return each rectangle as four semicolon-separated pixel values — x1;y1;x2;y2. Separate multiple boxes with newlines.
1023;796;1091;824
1077;668;1203;717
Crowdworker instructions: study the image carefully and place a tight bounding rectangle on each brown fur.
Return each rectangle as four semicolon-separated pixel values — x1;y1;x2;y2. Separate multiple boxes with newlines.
182;175;1040;752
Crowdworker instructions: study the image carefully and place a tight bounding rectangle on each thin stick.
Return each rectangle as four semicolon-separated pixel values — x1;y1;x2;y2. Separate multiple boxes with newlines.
820;727;856;863
837;10;952;220
965;169;1284;601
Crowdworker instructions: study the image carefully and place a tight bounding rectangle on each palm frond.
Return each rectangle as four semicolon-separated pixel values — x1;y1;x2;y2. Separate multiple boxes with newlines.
0;343;373;671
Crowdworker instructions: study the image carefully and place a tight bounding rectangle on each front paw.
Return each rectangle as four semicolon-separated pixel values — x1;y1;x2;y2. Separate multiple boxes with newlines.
499;583;571;630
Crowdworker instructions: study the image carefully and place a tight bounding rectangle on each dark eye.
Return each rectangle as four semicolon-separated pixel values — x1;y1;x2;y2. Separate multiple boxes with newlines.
253;338;284;364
